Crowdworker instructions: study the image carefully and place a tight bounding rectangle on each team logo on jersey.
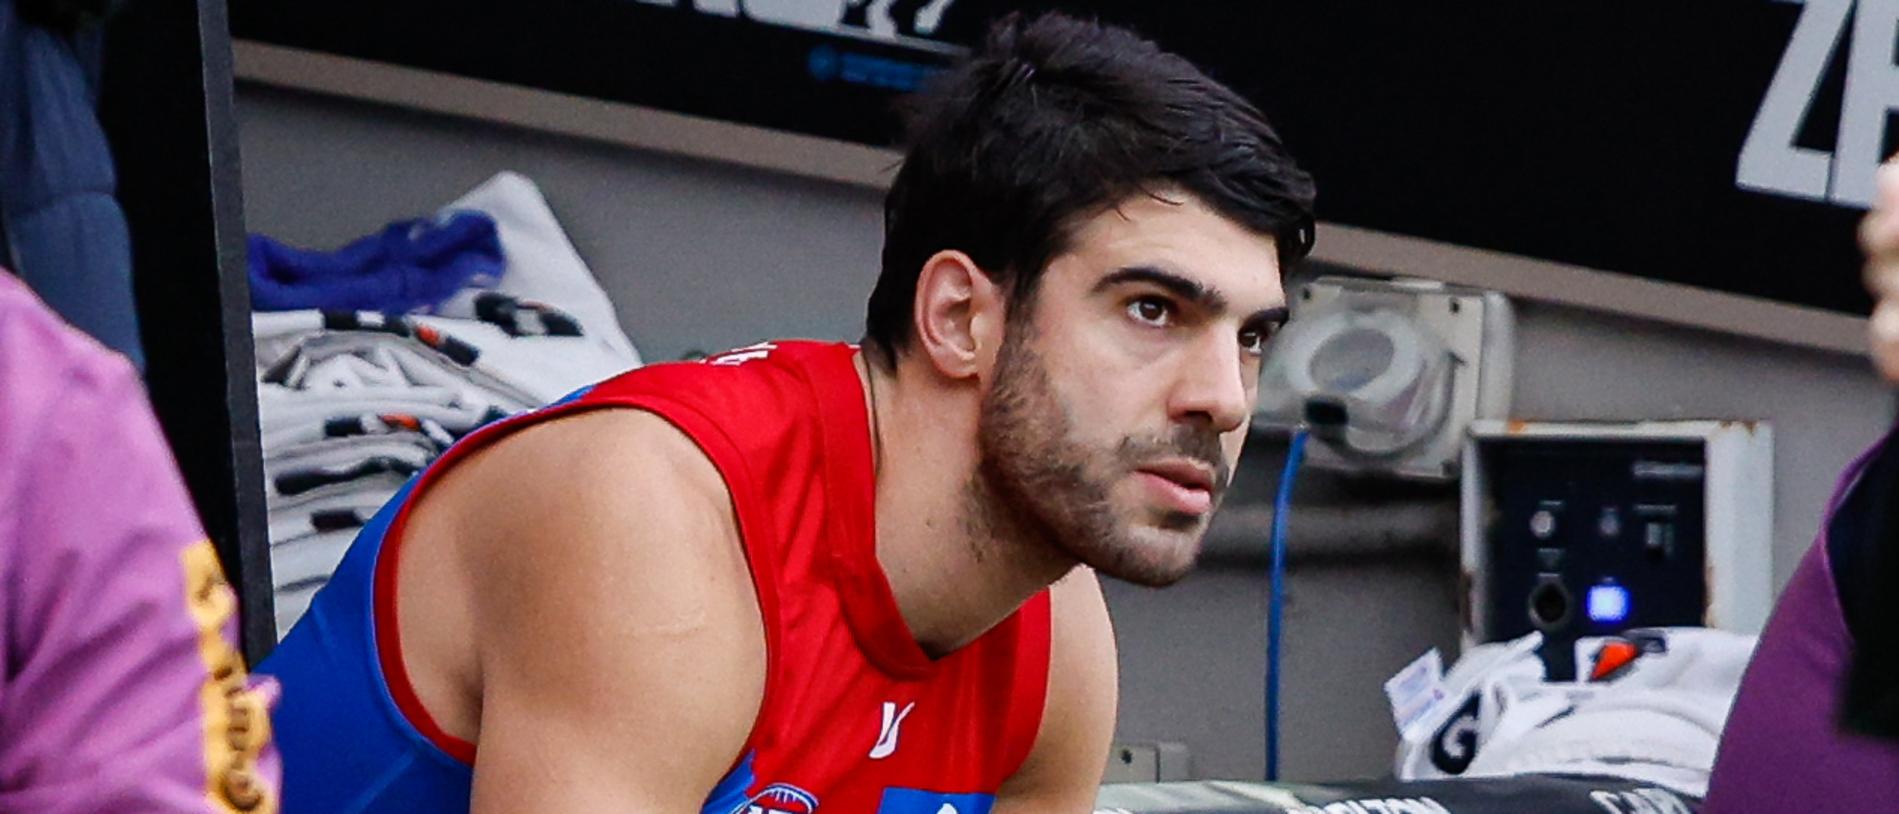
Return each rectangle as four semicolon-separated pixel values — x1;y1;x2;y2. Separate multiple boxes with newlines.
735;783;819;814
869;700;916;759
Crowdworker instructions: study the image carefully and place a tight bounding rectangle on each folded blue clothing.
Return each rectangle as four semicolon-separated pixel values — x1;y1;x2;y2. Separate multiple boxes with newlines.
249;210;504;313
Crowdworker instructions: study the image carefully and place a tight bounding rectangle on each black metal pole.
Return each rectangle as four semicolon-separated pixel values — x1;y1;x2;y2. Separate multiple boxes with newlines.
100;0;275;664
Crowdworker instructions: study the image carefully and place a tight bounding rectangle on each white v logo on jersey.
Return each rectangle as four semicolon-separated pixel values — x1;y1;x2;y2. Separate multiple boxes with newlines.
869;701;916;760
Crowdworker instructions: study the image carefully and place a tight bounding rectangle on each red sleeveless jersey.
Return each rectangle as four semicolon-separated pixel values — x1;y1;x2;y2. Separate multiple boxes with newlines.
377;340;1052;814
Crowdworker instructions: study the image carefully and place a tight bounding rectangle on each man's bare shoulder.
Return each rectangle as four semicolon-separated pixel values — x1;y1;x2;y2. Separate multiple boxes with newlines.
444;406;748;601
423;407;736;555
432;410;769;810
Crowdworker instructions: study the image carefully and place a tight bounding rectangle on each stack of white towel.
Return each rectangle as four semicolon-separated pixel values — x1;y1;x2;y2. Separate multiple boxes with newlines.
1392;628;1757;798
255;172;642;637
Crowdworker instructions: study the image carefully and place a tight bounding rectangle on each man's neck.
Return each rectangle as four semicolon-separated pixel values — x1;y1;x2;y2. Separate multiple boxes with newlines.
856;353;1076;657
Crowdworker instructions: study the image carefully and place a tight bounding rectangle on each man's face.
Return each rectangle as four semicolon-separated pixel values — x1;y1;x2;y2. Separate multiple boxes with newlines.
976;190;1286;586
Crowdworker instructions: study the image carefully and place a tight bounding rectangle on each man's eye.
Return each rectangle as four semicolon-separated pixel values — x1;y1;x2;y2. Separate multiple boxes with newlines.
1240;325;1278;355
1127;297;1172;326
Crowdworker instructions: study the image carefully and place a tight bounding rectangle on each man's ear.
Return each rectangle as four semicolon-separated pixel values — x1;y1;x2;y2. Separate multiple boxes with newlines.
912;250;1007;380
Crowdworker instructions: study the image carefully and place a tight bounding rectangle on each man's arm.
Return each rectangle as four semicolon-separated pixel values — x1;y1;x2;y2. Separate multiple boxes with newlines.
443;410;769;812
995;567;1119;813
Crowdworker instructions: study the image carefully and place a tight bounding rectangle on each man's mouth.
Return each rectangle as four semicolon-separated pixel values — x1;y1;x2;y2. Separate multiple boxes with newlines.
1134;459;1220;515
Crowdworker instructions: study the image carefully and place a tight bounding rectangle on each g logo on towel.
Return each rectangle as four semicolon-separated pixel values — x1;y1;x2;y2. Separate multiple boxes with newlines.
1428;695;1483;775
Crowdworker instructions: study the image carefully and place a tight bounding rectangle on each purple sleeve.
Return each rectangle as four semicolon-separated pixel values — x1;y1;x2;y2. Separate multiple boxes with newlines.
1704;440;1899;812
0;280;281;812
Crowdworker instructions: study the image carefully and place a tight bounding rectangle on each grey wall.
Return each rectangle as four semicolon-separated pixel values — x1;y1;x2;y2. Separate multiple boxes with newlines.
235;85;1895;783
1509;302;1893;584
236;86;883;363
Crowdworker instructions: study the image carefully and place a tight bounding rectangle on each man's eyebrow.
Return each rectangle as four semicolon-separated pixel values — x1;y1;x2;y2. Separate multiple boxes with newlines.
1092;265;1230;313
1094;265;1287;330
1243;306;1291;335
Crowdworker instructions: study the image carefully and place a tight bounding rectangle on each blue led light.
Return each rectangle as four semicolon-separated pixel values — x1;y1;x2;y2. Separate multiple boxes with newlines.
1587;583;1631;624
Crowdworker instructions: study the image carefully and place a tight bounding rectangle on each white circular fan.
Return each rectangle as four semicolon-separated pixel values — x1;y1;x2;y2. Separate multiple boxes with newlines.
1257;303;1456;460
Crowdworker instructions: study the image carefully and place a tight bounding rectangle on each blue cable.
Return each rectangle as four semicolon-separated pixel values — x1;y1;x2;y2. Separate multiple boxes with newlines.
1267;428;1310;782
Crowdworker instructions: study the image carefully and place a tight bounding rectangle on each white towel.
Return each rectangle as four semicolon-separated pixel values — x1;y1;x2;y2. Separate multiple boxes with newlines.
257;382;502;451
255;170;646;639
437;171;642;365
270;529;360;591
264;490;390;543
1394;628;1757;798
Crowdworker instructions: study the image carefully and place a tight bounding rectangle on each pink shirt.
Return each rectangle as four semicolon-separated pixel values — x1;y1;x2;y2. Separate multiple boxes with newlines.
0;271;281;812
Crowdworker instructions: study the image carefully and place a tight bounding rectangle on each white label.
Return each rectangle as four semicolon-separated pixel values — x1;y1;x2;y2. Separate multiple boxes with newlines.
1385;648;1446;740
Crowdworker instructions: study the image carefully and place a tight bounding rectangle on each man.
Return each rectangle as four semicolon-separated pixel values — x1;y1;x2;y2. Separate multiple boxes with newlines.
0;269;281;812
261;12;1316;813
1702;162;1899;810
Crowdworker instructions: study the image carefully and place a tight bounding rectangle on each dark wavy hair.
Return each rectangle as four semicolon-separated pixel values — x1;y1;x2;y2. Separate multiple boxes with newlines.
863;11;1317;365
